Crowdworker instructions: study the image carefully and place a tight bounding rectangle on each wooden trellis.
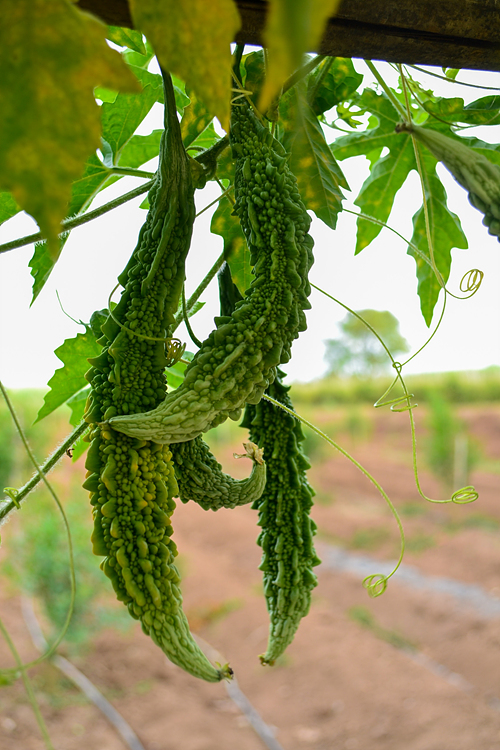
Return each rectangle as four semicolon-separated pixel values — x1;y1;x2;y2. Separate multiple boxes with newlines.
77;0;500;71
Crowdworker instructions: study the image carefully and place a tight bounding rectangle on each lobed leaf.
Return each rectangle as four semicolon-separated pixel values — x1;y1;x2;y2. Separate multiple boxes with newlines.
259;0;341;112
0;0;139;258
308;57;363;117
101;83;160;161
332;89;415;252
0;193;20;226
282;84;346;230
36;329;102;422
106;26;146;55
129;0;241;131
408;148;468;326
118;130;163;169
181;88;214;148
424;95;500;126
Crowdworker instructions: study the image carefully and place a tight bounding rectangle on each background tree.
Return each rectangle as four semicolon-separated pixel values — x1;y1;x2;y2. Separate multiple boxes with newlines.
324;310;409;377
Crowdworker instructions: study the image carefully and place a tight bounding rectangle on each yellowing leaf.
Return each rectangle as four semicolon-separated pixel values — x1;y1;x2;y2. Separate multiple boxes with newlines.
0;0;139;258
260;0;341;112
129;0;240;131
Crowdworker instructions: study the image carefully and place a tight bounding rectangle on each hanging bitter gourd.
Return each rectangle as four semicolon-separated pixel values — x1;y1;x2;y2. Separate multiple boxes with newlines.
397;121;500;240
170;263;266;511
241;372;320;665
108;95;314;444
83;69;230;682
171;439;266;511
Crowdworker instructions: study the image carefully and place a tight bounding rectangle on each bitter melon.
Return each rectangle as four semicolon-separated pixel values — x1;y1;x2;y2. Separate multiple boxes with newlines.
83;69;229;682
108;96;314;443
171;439;266;511
241;372;320;665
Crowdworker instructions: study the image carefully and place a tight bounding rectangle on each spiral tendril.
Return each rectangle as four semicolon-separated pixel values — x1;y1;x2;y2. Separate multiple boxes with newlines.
460;269;484;295
362;575;388;598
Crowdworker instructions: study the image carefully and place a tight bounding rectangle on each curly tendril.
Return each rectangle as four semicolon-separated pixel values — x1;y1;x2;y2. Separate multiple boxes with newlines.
310;281;478;551
460;269;484;295
107;283;186;367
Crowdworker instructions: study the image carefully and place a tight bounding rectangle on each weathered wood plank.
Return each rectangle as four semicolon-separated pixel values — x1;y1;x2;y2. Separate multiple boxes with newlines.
77;0;500;71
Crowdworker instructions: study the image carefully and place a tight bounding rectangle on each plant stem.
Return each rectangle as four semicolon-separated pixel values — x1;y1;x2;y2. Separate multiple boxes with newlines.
365;60;407;119
172;251;225;332
0;421;88;521
195;183;234;219
283;54;326;96
109;167;156;179
0;180;155;255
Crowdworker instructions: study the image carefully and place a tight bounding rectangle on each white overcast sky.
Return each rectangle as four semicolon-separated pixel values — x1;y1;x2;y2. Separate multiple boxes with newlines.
1;60;500;390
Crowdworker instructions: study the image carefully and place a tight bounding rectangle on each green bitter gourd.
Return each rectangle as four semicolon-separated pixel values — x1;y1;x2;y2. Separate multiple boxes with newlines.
83;70;229;682
397;121;500;240
108;97;314;443
241;372;321;665
170;264;266;511
171;439;266;511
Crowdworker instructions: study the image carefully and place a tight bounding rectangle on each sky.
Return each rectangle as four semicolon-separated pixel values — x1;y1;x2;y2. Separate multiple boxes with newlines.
1;60;500;391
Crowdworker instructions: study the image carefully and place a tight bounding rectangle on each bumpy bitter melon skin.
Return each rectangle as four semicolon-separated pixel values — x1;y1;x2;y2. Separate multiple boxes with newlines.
108;99;314;443
397;121;500;240
171;439;266;511
241;371;321;665
83;70;228;682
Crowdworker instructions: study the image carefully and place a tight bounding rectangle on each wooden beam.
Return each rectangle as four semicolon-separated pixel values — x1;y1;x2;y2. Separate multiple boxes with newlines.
77;0;500;71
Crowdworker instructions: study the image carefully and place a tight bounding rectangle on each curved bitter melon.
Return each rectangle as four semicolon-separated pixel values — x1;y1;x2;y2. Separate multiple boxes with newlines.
170;264;266;512
108;97;314;444
171;439;266;511
242;372;321;665
83;70;229;682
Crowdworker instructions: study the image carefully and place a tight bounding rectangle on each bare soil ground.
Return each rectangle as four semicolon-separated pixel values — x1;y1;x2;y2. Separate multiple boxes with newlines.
1;403;500;750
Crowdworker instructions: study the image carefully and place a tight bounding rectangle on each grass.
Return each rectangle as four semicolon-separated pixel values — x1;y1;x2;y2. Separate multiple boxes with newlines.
348;605;417;651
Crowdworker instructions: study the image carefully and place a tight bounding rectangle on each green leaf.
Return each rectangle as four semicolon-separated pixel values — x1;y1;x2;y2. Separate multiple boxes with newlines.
332;89;402;160
29;241;60;305
107;26;146;55
186;123;220;154
129;0;241;131
211;196;251;295
353;137;415;254
0;0;139;258
408;149;467;326
101;83;160;161
127;65;165;101
332;89;416;251
242;50;266;105
67;388;90;427
118;130;163;168
260;0;341;111
35;330;102;422
0;192;20;225
308;57;363;116
181;88;214;148
282;84;346;230
424;96;500;126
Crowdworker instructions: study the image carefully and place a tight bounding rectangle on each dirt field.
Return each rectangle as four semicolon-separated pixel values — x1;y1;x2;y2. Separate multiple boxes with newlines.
1;403;500;750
